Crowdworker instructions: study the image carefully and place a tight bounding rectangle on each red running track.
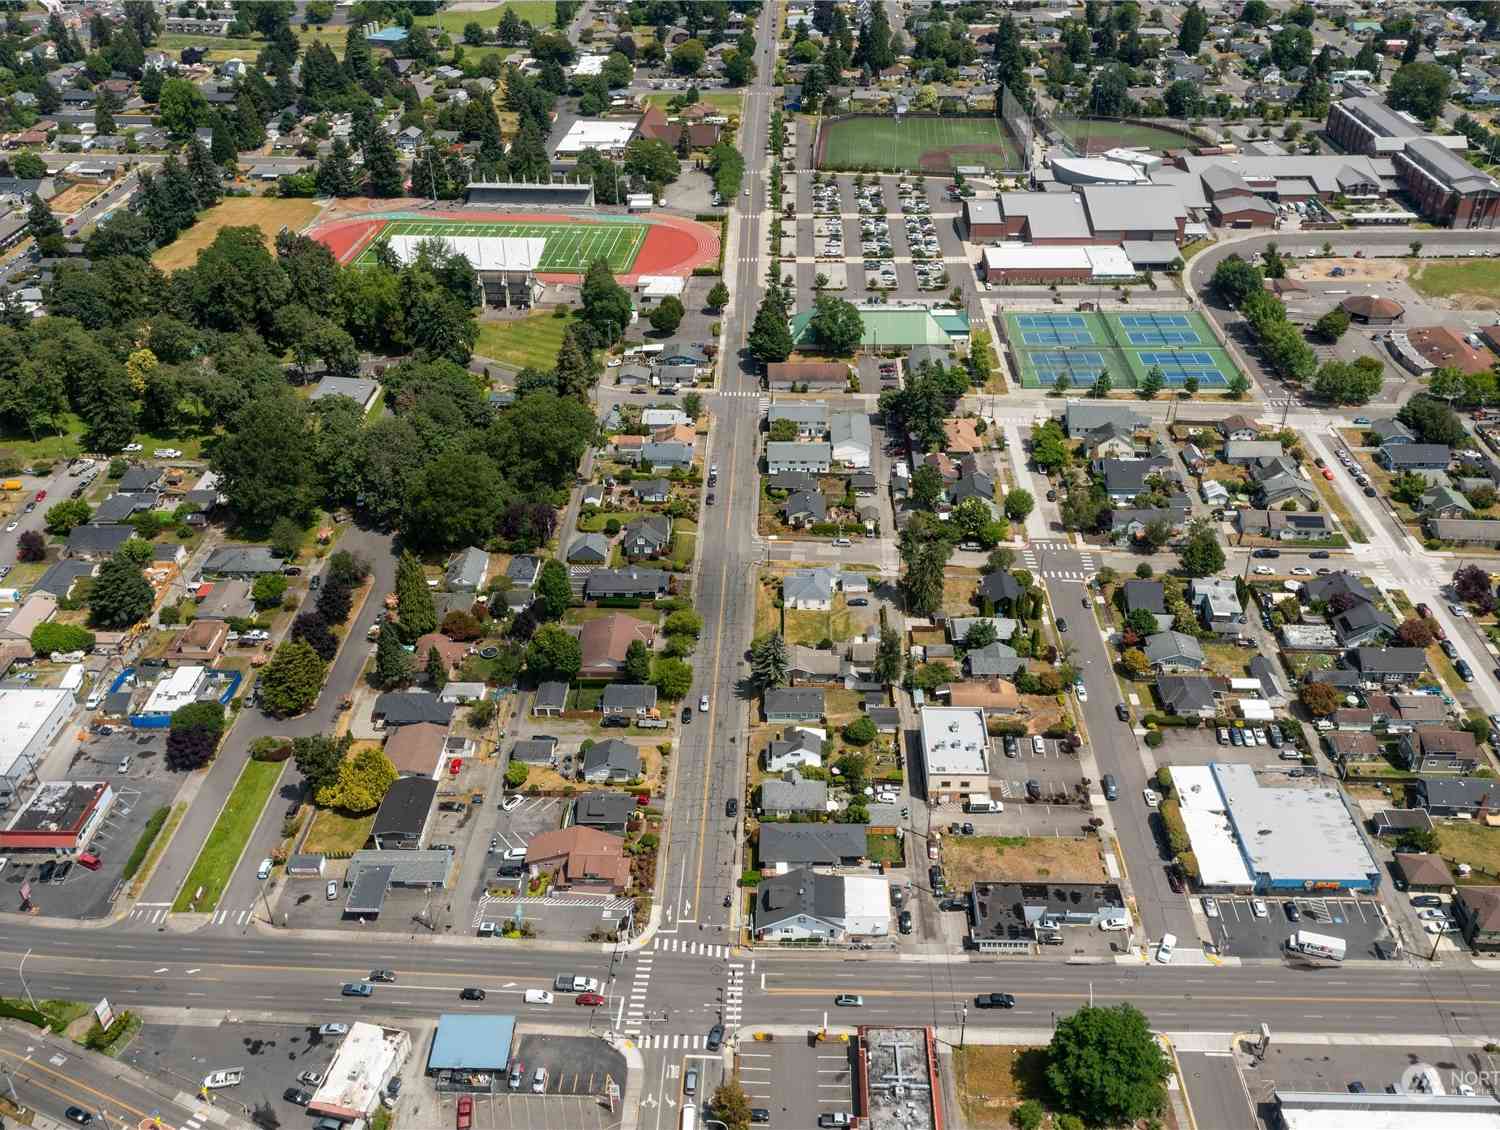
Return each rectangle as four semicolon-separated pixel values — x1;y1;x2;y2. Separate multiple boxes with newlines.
306;210;720;283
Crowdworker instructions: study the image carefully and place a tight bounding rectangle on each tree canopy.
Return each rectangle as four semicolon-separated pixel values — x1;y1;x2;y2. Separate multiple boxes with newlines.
1045;1004;1170;1125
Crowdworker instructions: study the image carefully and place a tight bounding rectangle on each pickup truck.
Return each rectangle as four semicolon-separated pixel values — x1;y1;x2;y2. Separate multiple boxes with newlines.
202;1068;243;1089
553;974;602;993
456;1095;472;1129
634;717;668;729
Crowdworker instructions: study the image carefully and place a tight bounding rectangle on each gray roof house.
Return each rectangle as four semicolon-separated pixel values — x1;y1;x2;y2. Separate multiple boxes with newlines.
1378;444;1451;471
446;547;489;591
506;555;541;588
753;869;871;941
1349;647;1429;685
630;478;672;504
966;642;1024;678
1063;401;1148;437
1370;419;1415;445
764;727;825;772
1224;440;1285;464
1156;675;1219;718
638;441;693;469
1144;630;1206;672
781;489;827;527
584;568;670;599
1255;471;1318;509
581;738;642;783
95;492;156;523
1330;600;1396;646
510;737;558;764
1189;577;1243;635
767;441;832;474
760;769;828;815
600;684;658;716
783;568;837;610
373;692;456;728
568;533;611;564
757;825;870;869
1122;580;1174;632
203;545;284;576
1248;655;1288;707
621;514;673;559
829;411;872;468
573;791;636;834
767;403;830;437
65;524;134;560
764;687;825;722
533;681;569;715
118;466;164;493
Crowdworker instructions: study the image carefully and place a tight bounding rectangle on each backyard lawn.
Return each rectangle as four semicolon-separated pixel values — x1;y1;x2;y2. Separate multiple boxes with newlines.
866;833;904;865
152;197;323;272
302;808;376;855
171;759;284;913
642;91;745;115
1437;820;1500;881
672;519;698;570
416;0;556;35
784;594;857;645
475;310;576;371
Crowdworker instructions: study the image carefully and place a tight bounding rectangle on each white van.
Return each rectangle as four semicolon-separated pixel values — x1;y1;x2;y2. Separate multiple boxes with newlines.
1156;933;1176;963
85;688;105;710
965;794;1002;814
523;989;554;1005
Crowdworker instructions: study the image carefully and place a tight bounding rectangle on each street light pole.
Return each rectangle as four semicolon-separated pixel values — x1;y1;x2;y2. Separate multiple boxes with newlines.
960;1003;968;1048
18;947;38;1012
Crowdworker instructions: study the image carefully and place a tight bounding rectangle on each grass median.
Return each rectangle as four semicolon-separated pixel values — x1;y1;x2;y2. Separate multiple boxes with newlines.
171;759;283;913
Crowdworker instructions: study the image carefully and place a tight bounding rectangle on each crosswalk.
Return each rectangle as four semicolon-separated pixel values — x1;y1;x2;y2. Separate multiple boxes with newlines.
127;901;170;925
724;962;744;1027
653;937;733;958
635;1032;720;1050
211;906;253;927
1039;569;1092;581
710;389;766;399
622;948;654;1037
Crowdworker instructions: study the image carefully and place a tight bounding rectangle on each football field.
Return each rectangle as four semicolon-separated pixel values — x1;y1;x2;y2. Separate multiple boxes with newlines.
354;218;649;274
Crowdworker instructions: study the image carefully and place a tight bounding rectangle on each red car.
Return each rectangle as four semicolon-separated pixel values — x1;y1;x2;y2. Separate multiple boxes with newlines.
1321;467;1334;480
576;992;605;1006
34;490;45;501
457;1095;472;1129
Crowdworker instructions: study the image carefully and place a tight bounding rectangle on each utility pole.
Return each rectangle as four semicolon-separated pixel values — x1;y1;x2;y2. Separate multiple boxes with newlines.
18;948;38;1012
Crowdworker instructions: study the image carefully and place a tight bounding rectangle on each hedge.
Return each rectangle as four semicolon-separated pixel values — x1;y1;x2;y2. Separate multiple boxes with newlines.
596;597;643;608
0;999;50;1029
122;805;170;880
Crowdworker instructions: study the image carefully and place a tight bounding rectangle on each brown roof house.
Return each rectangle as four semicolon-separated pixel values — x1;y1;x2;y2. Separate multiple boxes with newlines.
384;721;449;778
1452;886;1500;953
1392;852;1454;892
579;613;656;679
170;619;228;664
943;418;983;454
635;103;676;143
525;826;632;893
0;592;57;646
414;633;471;676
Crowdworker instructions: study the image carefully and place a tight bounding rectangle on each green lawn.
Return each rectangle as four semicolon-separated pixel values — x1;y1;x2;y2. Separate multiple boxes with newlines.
0;411;211;463
672;519;698;570
171;759;284;913
476;311;577;371
1409;258;1500;302
642;91;745;115
415;1;557;35
1438;819;1500;881
302;809;375;855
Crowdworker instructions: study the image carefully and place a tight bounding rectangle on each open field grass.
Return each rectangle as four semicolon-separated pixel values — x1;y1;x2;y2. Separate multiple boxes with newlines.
415;1;556;35
1437;820;1500;881
1410;258;1500;303
941;835;1105;893
171;759;283;913
784;595;857;645
302;808;376;855
354;218;647;274
475;310;576;371
642;91;745;115
954;1046;1050;1130
818;114;1020;173
0;411;212;462
1053;115;1197;153
152;197;323;272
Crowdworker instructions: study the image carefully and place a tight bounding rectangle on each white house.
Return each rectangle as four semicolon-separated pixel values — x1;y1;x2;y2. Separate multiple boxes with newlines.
763;726;826;772
767;441;832;474
783;568;837;610
752;869;890;941
829;411;872;469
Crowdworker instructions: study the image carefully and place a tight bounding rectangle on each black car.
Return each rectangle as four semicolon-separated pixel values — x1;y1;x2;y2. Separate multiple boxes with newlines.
1045;489;1057;502
682;706;692;723
1025;778;1042;802
37;859;56;883
64;1108;93;1125
750;1110;771;1124
460;987;486;1000
898;910;913;934
1115;702;1130;722
1364;486;1378;497
1056;618;1068;633
1284;901;1301;922
1441;639;1458;659
706;1023;725;1051
961;822;975;836
974;992;1016;1009
387;1078;402;1097
1308;550;1330;559
284;1088;313;1106
369;969;396;982
601;715;631;728
1252;548;1281;558
1165;866;1185;894
52;860;72;883
1457;658;1475;682
928;865;945;893
939;897;968;912
1411;895;1444;908
726;798;738;817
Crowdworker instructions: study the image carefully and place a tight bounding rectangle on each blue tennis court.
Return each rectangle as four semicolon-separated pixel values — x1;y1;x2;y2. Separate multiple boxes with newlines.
1135;350;1232;387
1022;328;1097;345
1116;312;1205;347
1015;313;1087;328
1026;350;1111;381
1015;312;1097;346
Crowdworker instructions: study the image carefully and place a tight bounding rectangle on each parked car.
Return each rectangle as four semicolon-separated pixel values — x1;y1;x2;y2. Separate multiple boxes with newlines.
1202;896;1219;918
1284;901;1301;922
318;1023;348;1036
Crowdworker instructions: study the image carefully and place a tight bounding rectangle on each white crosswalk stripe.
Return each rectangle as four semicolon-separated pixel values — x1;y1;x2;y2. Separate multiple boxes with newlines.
652;937;731;958
636;1034;706;1049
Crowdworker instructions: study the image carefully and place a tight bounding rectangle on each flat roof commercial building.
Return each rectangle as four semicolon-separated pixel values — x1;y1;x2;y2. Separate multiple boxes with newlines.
917;706;989;800
1272;1089;1500;1130
426;1014;517;1079
0;781;113;851
857;1027;944;1130
0;688;76;797
980;243;1135;283
307;1022;411;1122
554;119;637;156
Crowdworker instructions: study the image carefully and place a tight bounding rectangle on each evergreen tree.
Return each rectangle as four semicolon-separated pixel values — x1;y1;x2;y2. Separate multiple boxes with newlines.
425;645;448;690
394;550;437;643
748;289;794;365
184;139;222;208
233;90;267;150
993;16;1029;105
314;137;358;196
362;129;405;197
750;632;789;688
374;626;412;689
26;192;64;255
554;323;597;399
855;1;895;71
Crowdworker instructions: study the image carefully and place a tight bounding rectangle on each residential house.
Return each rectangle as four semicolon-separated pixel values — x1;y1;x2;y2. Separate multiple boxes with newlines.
203;545;284;577
1254;470;1319;509
533;682;569;716
629;478;672;505
1217;414;1261;442
1063;401;1148;437
1237;509;1336;541
943;418;984;454
584;568;670;600
1378;444;1451;472
65;524;136;560
367;777;438;850
767;403;829;438
118;466;164;494
767;442;832;474
578;613;656;679
789;646;843;685
1144;631;1206;672
572;791;636;835
95;492;155;523
621;514;673;559
764;687;825;723
636;441;693;470
756;825;870;871
753;868;888;940
1248;655;1288;708
1421;484;1474;519
1082;421;1142;461
1370;419;1415;446
195;579;253;620
384;723;449;778
1412;775;1496;817
567;534;610;564
1398;727;1481;774
509;736;558;765
169;619;228;665
763;727;825;772
445;547;489;591
766;362;850;391
1190;577;1244;636
783;568;836;611
947;617;1016;644
949;470;996;509
581;738;642;783
1122;580;1174;633
1329;600;1396;647
781;490;827;528
600;684;658;718
1156;675;1220;718
765;470;817;494
963;644;1025;679
525;826;631;893
1182;443;1209;474
1099;457;1173;503
760;769;828;816
1452;887;1500;953
830;412;872;469
1225;440;1285;465
977;571;1024;614
1424;517;1500;546
372;692;455;729
1107;507;1186;546
414;633;469;675
1302;572;1380;608
506;555;541;589
1349;647;1429;686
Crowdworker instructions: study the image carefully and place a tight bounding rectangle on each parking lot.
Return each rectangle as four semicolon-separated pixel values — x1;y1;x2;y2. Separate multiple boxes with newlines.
120;1020;351;1130
433;1090;620;1130
1240;1041;1498;1109
1155;723;1306;770
1;727;177;920
1197;894;1393;961
735;1037;856;1129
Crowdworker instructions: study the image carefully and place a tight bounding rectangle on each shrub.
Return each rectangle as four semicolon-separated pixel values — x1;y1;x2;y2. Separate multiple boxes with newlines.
249;736;292;762
30;622;96;655
843;715;877;745
504;761;529;788
1144;730;1164;748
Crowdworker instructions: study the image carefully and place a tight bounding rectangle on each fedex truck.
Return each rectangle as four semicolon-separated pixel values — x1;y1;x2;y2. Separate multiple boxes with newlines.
1287;930;1345;961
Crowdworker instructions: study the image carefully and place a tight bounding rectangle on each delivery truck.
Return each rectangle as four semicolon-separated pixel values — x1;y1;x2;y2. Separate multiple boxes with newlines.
1286;930;1345;961
965;793;1002;814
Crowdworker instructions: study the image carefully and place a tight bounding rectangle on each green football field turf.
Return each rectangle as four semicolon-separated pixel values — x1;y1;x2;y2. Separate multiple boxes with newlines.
354;218;648;273
818;115;1021;172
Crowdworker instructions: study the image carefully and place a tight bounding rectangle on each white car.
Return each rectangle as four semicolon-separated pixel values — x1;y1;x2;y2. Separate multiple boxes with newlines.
4;521;16;532
699;694;709;712
1290;566;1311;576
502;847;526;862
1202;896;1219;918
1075;684;1088;702
1418;908;1448;921
606;358;622;368
1251;899;1268;919
123;443;143;452
1156;933;1176;963
1142;788;1160;808
1253;565;1274;575
502;795;525;812
318;1023;348;1036
154;448;182;458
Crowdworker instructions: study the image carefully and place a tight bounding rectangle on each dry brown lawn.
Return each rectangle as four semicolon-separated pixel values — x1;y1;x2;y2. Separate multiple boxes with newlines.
941;571;981;615
942;836;1105;893
152;196;323;272
954;1046;1051;1129
49;181;106;214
